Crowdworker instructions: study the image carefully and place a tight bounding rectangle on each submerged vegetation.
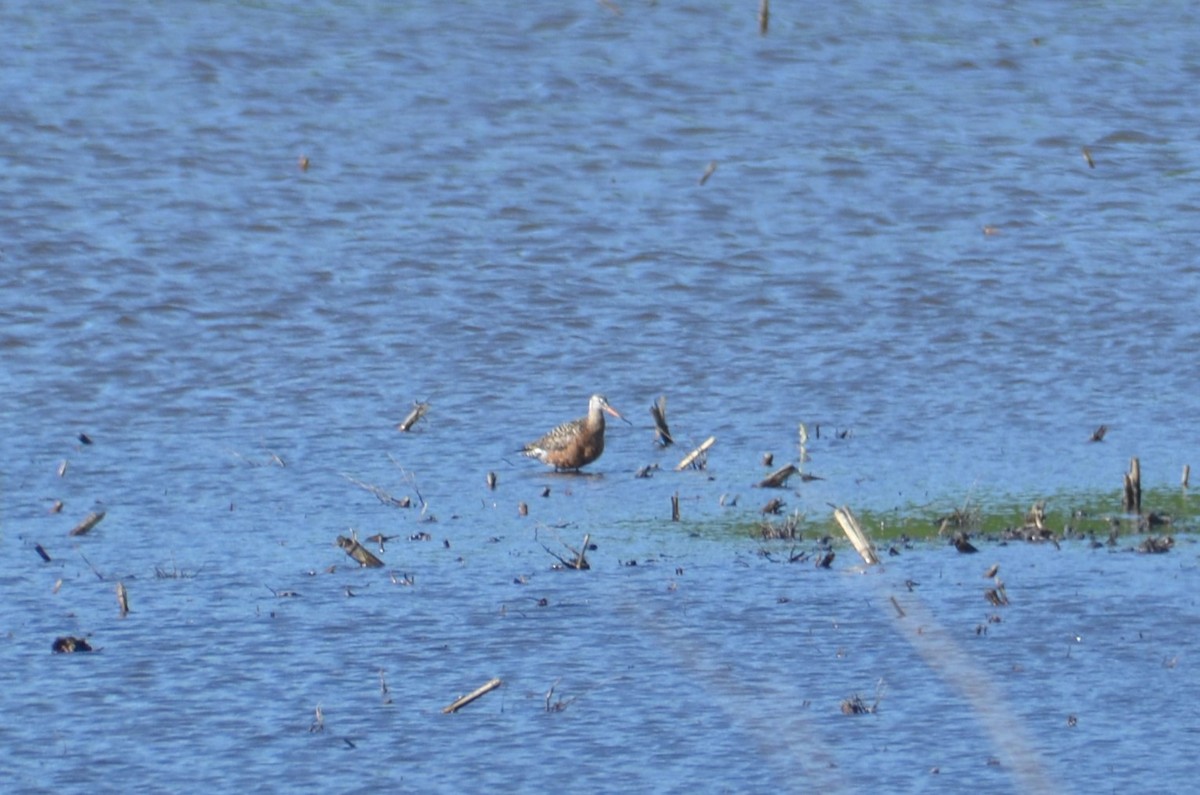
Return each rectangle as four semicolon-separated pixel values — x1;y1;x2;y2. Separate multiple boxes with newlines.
747;485;1193;544
657;482;1195;557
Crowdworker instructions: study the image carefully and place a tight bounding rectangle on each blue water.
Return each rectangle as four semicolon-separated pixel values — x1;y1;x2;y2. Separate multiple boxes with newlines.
3;2;1200;792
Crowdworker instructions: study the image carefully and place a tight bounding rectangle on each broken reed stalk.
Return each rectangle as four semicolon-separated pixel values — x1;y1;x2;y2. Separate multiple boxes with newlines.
758;0;769;35
757;464;797;489
443;677;503;714
833;506;880;566
68;511;105;537
1182;464;1190;489
575;534;590;570
78;550;105;580
539;533;591;570
650;395;674;446
396;400;430;432
336;535;385;568
671;492;680;521
676;436;716;471
116;582;130;617
342;473;411;508
1122;457;1141;514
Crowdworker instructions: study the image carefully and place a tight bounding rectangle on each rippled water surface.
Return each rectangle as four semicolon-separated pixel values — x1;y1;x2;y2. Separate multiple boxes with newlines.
3;2;1200;792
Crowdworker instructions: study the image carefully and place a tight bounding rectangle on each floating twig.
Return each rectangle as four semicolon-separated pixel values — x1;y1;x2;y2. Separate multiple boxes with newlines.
336;534;385;568
545;678;580;712
1082;146;1095;168
676;436;715;471
649;395;674;446
443;678;503;714
77;550;105;581
342;472;411;508
34;543;51;563
541;533;591;570
155;557;200;579
396;400;430;432
68;510;105;537
698;161;718;186
757;464;797;489
387;458;428;510
758;0;769;35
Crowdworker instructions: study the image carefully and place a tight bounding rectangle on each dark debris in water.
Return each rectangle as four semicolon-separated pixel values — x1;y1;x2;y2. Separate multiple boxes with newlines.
840;694;877;715
1137;535;1174;554
52;636;93;654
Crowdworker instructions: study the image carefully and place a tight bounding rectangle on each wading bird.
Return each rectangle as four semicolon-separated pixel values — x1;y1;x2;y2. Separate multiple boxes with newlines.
523;394;627;471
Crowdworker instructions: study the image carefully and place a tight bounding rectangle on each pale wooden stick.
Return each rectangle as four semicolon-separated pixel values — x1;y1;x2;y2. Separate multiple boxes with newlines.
396;400;430;432
69;511;105;537
443;678;503;714
676;436;715;471
833;506;880;566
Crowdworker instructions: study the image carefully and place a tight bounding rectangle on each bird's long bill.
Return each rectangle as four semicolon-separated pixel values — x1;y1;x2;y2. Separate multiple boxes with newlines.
605;404;633;425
